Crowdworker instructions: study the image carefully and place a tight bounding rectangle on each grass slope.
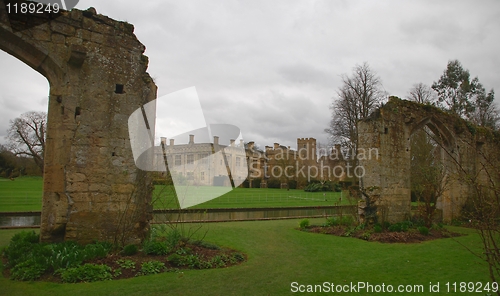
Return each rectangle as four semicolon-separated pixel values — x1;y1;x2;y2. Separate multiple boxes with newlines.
153;186;346;209
0;177;43;212
0;178;348;212
0;219;490;295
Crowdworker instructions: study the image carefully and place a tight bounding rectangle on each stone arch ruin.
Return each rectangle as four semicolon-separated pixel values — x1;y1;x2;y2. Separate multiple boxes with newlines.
358;96;496;223
0;2;157;244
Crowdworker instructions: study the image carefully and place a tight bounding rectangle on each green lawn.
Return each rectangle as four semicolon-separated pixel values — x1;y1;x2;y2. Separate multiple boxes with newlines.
0;219;491;295
0;177;349;212
0;176;43;212
153;186;348;209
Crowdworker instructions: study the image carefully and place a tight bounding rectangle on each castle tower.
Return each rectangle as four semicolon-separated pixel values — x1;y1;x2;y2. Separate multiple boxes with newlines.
297;138;317;164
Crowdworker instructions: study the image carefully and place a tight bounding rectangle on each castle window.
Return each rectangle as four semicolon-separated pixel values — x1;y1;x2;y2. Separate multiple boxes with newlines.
175;155;181;166
236;157;241;167
187;154;194;165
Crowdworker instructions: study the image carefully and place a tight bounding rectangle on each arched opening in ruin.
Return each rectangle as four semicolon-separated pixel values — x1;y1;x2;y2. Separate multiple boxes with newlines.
1;6;157;244
409;117;457;226
0;49;50;154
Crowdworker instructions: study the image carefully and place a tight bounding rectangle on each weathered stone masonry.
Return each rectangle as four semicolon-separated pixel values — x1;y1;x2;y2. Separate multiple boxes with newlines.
358;97;497;223
0;1;157;244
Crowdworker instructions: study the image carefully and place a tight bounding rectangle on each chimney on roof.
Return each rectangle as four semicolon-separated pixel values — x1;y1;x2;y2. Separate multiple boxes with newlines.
214;136;219;145
230;139;235;147
170;139;174;146
274;143;279;149
161;137;166;146
189;134;194;144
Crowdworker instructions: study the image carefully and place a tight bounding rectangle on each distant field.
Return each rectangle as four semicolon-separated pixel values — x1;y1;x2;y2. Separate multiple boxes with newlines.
0;177;351;212
153;186;349;209
0;177;43;212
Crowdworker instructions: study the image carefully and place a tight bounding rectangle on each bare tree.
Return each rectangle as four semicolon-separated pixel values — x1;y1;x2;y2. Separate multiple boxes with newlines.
6;111;46;173
407;83;436;104
325;62;386;162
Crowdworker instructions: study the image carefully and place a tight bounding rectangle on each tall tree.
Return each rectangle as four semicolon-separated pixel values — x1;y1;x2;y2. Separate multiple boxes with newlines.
325;62;386;160
432;59;498;128
432;60;477;117
6;111;47;173
407;83;436;104
470;88;498;129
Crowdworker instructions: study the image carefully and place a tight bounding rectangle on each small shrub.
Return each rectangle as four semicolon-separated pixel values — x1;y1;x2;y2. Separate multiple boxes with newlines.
176;247;192;255
58;264;112;283
167;253;183;267
388;221;412;232
299;219;310;229
82;241;112;259
232;253;245;262
361;231;372;240
373;224;383;233
138;260;165;276
181;254;201;269
122;244;138;256
143;241;169;255
418;226;429;236
5;231;40;268
324;217;338;226
165;229;182;250
116;259;136;270
10;260;45;281
210;255;227;268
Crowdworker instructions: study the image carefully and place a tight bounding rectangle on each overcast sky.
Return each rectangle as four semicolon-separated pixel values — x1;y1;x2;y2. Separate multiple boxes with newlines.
1;0;499;149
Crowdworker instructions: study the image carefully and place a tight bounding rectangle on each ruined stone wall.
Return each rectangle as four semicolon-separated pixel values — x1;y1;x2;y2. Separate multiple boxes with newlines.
0;1;157;244
358;97;492;223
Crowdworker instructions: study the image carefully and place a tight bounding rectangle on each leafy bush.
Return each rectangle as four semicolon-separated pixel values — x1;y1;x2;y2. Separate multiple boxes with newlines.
4;231;40;267
143;241;169;255
325;215;355;227
82;241;112;259
181;254;201;268
373;224;383;233
138;261;165;276
388;221;413;232
58;264;112;283
116;259;136;270
122;244;138;256
418;226;429;236
165;228;182;250
210;255;228;268
45;241;85;270
299;219;310;229
167;253;183;267
232;253;245;262
10;259;45;281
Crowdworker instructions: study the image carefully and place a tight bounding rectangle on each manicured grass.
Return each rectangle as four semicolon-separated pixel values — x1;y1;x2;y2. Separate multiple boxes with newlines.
153;186;348;209
0;219;491;295
0;176;43;212
0;177;349;212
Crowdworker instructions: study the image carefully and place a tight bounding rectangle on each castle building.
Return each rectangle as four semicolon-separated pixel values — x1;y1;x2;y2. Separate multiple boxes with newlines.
155;136;346;189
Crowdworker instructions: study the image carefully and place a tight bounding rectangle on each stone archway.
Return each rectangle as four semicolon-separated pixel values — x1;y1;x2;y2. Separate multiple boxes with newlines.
357;97;476;223
0;2;157;244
